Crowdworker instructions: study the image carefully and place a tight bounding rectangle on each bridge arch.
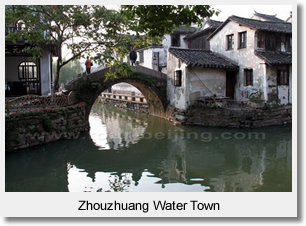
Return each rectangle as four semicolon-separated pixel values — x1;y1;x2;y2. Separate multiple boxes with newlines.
65;66;168;120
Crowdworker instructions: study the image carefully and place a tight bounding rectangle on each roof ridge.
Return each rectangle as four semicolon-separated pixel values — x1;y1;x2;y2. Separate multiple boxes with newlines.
230;15;289;24
254;11;277;17
169;48;211;52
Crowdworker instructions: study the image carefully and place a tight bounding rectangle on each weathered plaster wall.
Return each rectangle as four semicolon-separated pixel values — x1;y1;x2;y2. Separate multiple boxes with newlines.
137;47;167;73
167;52;188;110
187;68;226;102
163;34;189;49
138;48;153;69
266;65;292;104
167;52;227;110
266;65;278;103
210;21;267;102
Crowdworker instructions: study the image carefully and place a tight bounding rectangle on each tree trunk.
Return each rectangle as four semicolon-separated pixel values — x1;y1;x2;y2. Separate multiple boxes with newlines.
53;65;60;95
52;46;62;95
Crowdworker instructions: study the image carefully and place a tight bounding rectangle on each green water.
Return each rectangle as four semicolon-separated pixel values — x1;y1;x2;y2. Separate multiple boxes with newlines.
5;101;292;192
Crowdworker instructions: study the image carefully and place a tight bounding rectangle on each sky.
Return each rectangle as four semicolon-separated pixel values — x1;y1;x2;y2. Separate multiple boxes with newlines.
210;5;292;21
106;4;292;22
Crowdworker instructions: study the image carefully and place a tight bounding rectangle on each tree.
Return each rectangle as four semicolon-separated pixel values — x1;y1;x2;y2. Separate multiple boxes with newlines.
6;5;133;93
120;5;219;37
6;5;219;94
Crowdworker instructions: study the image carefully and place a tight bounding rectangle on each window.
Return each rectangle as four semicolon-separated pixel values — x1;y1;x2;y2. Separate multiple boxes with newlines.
238;31;247;49
139;50;144;63
174;70;182;87
266;33;276;51
257;32;265;49
244;69;253;86
171;34;180;47
18;61;38;81
226;34;234;50
277;70;289;86
286;35;292;52
18;61;40;94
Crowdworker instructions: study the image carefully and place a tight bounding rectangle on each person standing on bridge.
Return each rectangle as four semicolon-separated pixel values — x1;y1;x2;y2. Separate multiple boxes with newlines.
85;56;93;74
129;47;137;66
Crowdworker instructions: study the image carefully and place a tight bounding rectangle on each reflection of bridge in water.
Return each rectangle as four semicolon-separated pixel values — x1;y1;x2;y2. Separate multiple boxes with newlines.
5;103;292;192
65;104;292;192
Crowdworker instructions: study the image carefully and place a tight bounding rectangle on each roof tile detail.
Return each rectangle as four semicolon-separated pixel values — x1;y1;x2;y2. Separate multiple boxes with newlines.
169;48;239;70
255;51;292;65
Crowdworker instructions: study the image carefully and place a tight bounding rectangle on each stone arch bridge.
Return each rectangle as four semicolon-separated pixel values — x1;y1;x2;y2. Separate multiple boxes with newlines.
65;65;168;119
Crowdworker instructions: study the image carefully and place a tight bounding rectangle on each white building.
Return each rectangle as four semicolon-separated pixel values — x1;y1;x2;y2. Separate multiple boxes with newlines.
207;15;292;105
120;13;292;111
118;26;197;94
5;28;55;96
167;48;239;110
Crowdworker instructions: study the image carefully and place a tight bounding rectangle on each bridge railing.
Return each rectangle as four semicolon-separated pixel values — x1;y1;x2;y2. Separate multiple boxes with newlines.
5;94;69;115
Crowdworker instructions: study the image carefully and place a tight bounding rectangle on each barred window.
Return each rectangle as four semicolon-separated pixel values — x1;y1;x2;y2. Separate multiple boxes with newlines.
18;61;38;81
239;31;247;49
277;70;289;86
174;70;182;87
244;69;253;86
171;34;180;47
139;50;144;63
226;34;234;50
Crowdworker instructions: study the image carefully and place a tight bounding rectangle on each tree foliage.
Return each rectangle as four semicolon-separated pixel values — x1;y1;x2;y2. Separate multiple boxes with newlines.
6;5;135;93
6;5;219;93
120;5;219;37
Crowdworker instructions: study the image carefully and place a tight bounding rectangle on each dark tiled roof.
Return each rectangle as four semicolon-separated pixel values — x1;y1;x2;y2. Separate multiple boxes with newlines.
206;19;223;28
229;15;291;33
169;48;239;70
173;26;197;34
184;28;211;40
255;51;292;65
208;15;292;40
253;11;285;22
184;19;223;40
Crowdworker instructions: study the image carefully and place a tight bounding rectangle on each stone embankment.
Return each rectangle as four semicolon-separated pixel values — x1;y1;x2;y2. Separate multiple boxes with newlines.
167;105;292;128
101;98;149;114
5;103;89;151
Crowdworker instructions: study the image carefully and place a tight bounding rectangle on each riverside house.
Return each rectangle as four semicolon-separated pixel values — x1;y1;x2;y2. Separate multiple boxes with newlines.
5;16;56;97
165;14;292;110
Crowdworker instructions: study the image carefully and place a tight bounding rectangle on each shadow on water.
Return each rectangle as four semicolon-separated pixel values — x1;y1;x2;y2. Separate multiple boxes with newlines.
6;100;292;192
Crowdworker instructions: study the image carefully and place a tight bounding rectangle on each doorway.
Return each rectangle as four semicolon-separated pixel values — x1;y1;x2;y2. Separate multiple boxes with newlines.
226;71;237;99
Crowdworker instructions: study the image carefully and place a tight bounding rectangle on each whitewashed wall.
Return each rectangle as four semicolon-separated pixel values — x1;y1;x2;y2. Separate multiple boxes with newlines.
167;52;227;110
209;21;267;102
137;47;167;73
167;52;188;110
163;34;189;49
40;51;52;95
186;68;226;102
266;65;292;104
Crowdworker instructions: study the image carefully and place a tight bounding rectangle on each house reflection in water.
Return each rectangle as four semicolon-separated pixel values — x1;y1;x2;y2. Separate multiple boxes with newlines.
65;103;291;192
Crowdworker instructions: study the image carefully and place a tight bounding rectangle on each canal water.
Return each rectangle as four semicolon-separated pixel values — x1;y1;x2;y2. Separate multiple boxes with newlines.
5;100;292;192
